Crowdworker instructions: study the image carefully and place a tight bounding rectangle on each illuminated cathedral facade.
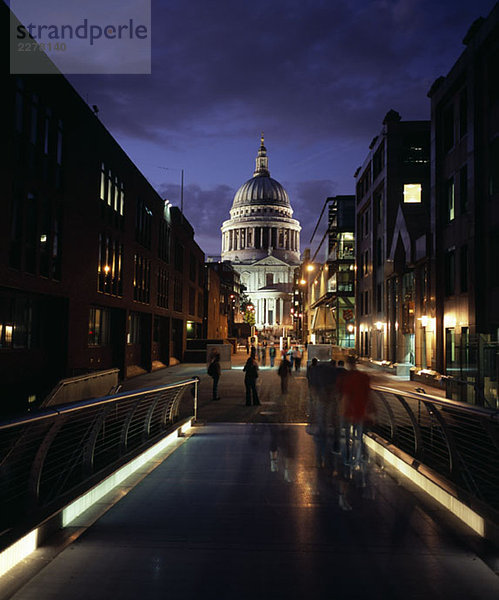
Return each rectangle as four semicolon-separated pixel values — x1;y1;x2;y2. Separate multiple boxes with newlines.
221;136;301;331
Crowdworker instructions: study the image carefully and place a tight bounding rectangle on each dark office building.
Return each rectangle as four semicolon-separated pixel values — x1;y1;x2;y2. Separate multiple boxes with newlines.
355;111;431;370
1;58;205;416
428;4;499;404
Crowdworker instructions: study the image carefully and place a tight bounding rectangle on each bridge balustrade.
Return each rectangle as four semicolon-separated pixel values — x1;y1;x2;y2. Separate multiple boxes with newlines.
370;385;499;512
0;378;198;541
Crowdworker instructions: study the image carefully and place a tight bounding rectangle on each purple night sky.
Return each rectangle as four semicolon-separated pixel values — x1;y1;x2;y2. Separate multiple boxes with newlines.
68;0;497;257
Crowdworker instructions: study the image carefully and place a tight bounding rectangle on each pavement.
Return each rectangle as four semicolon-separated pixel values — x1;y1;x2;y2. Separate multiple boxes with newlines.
120;349;446;424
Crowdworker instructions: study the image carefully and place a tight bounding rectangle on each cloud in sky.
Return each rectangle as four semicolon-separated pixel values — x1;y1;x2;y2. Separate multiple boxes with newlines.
68;0;496;256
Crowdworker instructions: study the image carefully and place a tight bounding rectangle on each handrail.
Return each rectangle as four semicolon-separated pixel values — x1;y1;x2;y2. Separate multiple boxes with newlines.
0;377;199;538
369;384;499;512
374;384;499;417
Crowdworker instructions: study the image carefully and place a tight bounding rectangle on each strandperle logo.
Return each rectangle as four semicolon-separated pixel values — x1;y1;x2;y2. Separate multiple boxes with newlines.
16;19;149;46
10;0;151;74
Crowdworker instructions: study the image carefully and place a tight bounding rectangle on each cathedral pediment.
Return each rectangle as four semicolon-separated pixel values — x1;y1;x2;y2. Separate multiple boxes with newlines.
252;255;290;267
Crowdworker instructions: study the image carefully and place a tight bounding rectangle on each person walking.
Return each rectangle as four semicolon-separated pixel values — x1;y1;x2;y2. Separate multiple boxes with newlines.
243;349;260;406
261;344;267;366
277;356;292;394
207;351;221;401
269;344;276;368
293;346;302;372
338;355;376;509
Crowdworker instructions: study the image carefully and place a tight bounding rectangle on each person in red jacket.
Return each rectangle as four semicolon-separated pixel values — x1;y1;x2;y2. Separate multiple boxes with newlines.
338;355;376;509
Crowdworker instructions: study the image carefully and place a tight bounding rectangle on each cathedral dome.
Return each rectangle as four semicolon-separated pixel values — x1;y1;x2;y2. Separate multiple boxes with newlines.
233;175;290;208
221;134;301;269
231;134;290;208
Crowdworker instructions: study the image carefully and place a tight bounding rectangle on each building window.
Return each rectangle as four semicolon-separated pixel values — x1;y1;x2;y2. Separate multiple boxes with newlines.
403;184;422;204
98;234;123;296
100;163;124;222
197;291;204;317
88;307;110;346
444;249;455;296
189;253;196;282
188;287;196;315
266;273;274;286
133;253;151;303
375;191;383;223
0;294;34;349
446;177;455;222
136;199;152;248
460;245;468;293
100;163;106;201
174;241;184;272
373;143;384;179
364;291;369;314
198;262;204;287
445;328;456;368
127;312;141;344
442;105;454;153
173;278;183;312
159;220;171;263
157;269;169;308
364;208;369;237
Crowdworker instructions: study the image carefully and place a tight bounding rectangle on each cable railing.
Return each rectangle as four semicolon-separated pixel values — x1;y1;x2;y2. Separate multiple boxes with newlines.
369;385;499;512
0;378;198;539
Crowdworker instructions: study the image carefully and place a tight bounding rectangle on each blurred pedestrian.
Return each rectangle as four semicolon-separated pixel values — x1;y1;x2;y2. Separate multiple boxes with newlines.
261;344;267;366
243;349;260;406
293;346;302;371
338;355;376;509
277;356;292;394
207;351;221;401
245;340;249;354
312;360;337;468
269;344;276;367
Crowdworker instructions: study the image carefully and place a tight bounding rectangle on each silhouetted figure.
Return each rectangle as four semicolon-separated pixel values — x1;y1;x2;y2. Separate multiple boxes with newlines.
244;349;260;406
261;344;267;366
207;351;221;401
278;357;292;394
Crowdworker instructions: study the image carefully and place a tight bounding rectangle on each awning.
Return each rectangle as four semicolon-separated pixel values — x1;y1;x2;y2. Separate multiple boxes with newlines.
310;306;336;331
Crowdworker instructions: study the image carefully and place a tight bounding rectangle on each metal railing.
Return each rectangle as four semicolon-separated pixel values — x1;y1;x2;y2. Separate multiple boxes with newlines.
370;385;499;512
0;378;198;538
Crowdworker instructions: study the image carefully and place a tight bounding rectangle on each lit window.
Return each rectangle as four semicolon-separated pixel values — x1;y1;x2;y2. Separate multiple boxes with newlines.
403;184;422;203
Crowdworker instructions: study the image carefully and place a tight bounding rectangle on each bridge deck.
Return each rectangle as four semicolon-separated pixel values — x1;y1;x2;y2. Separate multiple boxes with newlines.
7;422;499;600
